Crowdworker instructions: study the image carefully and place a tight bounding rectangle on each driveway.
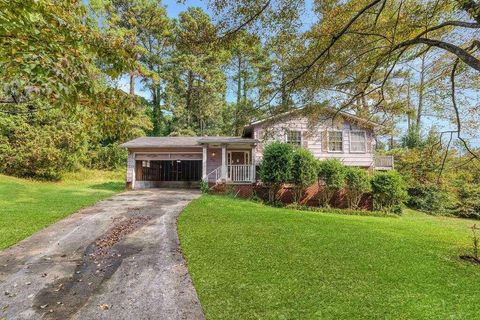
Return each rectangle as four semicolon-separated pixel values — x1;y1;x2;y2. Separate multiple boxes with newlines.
0;189;203;320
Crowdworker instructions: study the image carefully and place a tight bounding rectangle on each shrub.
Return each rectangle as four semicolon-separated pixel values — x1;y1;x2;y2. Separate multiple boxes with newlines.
317;159;346;207
291;148;317;203
345;167;370;209
260;142;294;203
407;185;452;214
371;170;408;213
200;180;210;194
85;143;127;170
452;183;480;219
0;112;87;180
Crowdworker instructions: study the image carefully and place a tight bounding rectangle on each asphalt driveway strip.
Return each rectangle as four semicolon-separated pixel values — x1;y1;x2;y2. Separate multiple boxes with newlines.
0;189;204;320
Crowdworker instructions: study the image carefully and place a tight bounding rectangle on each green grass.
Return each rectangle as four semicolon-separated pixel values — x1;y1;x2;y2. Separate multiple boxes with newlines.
178;195;480;319
0;169;124;250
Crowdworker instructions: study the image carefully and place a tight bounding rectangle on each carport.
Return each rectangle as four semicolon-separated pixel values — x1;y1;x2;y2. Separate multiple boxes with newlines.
120;136;258;189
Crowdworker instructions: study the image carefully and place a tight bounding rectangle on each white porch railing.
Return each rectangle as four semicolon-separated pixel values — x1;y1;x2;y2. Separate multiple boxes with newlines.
374;155;394;170
228;165;254;183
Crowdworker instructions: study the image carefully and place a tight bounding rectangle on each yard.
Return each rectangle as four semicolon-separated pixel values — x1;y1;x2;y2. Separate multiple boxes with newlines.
0;170;124;250
178;195;480;319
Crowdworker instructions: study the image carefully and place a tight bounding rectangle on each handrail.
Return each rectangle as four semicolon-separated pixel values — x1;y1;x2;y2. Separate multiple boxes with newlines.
206;166;221;182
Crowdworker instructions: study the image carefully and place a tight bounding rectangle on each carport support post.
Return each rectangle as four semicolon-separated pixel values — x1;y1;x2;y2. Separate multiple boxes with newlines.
251;146;256;183
221;144;227;182
202;145;207;182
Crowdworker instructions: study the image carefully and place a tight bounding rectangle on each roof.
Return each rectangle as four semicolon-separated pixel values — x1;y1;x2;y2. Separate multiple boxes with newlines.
197;137;258;144
246;107;384;129
120;136;257;149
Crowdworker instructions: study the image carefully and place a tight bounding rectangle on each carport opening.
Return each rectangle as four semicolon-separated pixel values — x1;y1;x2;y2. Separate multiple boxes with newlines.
136;160;202;182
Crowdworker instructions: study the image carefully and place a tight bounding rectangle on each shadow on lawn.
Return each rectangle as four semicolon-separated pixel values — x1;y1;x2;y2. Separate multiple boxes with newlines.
90;182;125;192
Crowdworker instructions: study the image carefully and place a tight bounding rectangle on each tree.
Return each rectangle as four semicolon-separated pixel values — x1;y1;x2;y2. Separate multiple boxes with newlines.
0;0;137;115
206;0;480;161
291;148;317;203
166;8;229;136
100;0;173;135
227;31;270;135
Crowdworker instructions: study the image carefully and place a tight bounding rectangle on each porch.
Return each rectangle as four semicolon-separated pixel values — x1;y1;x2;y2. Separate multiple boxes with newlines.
199;137;257;184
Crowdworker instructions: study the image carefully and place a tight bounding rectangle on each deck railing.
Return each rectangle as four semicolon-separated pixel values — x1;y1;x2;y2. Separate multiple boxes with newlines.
228;165;253;182
374;155;394;170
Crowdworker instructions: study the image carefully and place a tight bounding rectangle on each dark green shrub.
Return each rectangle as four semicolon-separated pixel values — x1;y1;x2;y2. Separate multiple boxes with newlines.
407;185;452;214
452;183;480;219
291;148;317;203
260;142;294;203
345;167;370;209
371;170;408;214
317;159;346;207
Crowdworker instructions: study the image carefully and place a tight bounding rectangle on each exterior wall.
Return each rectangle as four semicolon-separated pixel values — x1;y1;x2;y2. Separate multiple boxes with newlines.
252;114;375;168
206;148;221;179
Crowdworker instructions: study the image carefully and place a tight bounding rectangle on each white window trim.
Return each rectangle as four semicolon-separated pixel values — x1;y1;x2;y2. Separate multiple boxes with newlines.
327;130;344;153
284;129;303;146
349;130;367;154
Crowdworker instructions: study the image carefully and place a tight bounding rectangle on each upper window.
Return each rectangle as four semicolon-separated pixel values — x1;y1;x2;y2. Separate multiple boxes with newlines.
328;131;343;152
350;131;367;153
286;130;302;146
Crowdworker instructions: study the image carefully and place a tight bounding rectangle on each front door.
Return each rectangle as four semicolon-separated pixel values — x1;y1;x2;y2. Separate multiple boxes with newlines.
228;151;249;165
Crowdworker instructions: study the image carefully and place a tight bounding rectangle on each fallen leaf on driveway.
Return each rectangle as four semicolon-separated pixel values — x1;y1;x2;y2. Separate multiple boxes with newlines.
99;304;109;310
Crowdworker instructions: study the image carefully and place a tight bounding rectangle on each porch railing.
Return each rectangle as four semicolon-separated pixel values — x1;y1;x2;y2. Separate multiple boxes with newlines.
374;155;394;170
228;165;253;182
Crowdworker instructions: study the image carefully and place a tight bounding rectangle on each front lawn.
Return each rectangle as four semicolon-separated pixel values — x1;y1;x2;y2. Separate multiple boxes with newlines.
0;170;124;250
178;195;480;319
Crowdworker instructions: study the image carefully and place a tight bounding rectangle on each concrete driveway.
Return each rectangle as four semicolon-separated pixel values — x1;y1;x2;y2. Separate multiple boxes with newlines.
0;189;204;320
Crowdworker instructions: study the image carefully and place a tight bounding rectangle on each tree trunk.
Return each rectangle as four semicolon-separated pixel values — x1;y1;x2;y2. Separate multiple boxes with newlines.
129;72;135;95
416;53;426;128
235;55;242;136
186;71;194;128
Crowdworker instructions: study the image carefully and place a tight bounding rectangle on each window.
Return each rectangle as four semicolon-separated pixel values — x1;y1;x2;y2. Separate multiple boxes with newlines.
286;130;302;146
328;131;343;152
142;160;150;168
350;131;366;153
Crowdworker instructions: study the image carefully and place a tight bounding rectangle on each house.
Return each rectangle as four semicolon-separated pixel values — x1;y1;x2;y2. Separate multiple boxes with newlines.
120;107;393;189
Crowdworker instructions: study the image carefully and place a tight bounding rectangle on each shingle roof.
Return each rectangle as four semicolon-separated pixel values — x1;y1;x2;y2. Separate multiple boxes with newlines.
247;106;384;129
120;136;257;148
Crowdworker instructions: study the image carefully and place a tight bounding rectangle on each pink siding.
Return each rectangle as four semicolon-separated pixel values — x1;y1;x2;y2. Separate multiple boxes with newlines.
252;114;375;168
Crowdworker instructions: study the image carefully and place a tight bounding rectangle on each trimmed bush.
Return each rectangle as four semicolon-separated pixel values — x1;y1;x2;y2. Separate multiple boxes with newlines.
291;148;317;203
260;142;294;203
317;159;346;207
371;170;408;214
345;167;371;209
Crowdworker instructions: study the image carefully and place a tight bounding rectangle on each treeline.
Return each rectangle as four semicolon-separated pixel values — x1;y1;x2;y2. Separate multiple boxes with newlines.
0;0;272;179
